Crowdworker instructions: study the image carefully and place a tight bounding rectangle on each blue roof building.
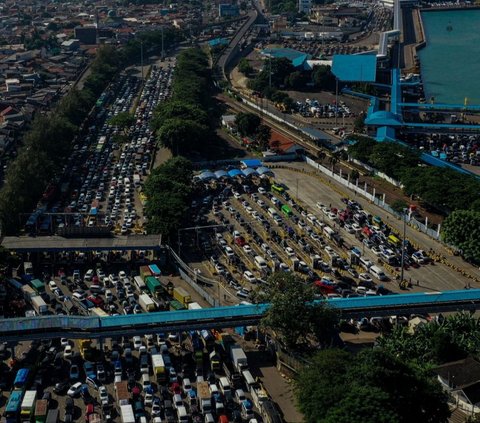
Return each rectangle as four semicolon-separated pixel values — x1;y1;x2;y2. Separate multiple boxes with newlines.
260;48;311;69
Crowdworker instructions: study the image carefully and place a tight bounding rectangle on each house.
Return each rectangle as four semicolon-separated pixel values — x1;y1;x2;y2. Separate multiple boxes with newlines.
267;130;304;155
434;356;480;414
221;114;237;133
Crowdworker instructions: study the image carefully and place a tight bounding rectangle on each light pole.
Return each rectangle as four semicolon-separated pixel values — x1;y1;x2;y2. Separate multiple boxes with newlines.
335;77;339;126
140;40;144;83
400;208;407;285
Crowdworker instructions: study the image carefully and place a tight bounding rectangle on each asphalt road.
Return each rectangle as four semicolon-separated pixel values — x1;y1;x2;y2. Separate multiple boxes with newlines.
272;164;480;292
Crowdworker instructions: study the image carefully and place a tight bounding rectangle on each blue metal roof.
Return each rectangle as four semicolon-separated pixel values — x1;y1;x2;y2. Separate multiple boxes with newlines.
214;170;229;179
241;159;262;168
198;171;216;181
256;166;274;176
228;169;243;178
242;168;258;177
260;48;311;68
332;55;377;82
365;111;403;126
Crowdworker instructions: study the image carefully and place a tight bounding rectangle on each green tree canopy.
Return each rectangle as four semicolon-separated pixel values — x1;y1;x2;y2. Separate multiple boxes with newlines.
108;112;135;135
255;124;272;150
238;58;253;76
156;118;209;155
151;100;209;132
296;348;450;423
259;273;338;349
441;210;480;264
312;65;335;90
235;112;261;137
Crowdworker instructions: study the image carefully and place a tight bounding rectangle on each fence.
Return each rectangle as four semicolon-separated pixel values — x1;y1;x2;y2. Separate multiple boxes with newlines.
167;247;219;306
303;156;442;240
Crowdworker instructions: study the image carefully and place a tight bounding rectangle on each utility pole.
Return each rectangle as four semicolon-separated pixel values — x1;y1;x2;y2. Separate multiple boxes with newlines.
161;26;165;60
335;77;339;126
140;40;144;83
400;208;407;285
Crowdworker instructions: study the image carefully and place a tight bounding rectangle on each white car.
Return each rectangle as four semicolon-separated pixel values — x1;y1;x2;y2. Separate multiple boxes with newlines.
99;386;109;405
224;246;235;258
49;280;58;290
258;187;266;194
61;338;69;347
285;247;295;257
233;191;241;199
344;223;355;234
359;273;373;283
67;382;84;397
243;271;256;283
145;392;154;407
243;245;253;255
133;336;142;350
64;345;73;359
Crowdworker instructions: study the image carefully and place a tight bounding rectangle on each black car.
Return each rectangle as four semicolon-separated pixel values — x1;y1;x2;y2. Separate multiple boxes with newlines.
53;380;69;394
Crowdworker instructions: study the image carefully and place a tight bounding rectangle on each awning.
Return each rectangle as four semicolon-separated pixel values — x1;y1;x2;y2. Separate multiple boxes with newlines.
241;159;262;168
242;168;258;177
256;166;274;176
198;171;216;181
228;169;243;178
214;170;229;179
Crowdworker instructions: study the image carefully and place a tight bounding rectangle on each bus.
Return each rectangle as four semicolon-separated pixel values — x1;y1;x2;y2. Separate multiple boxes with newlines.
14;368;30;389
271;183;285;194
281;205;292;217
29;279;45;295
4;390;24;422
169;300;185;311
20;390;37;420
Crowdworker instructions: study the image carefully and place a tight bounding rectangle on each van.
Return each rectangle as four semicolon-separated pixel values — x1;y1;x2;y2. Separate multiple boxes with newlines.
323;225;335;239
204;414;215;423
369;265;387;281
84;269;94;282
134;276;146;291
359;257;373;271
177;405;189;423
242;370;256;392
267;207;277;217
219;377;232;401
141;374;150;390
254;256;267;271
140;355;149;374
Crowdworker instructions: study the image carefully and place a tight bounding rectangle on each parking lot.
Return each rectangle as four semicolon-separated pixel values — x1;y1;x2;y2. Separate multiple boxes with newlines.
182;162;477;301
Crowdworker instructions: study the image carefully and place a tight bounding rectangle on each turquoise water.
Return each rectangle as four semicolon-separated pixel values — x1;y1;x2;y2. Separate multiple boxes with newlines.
419;10;480;104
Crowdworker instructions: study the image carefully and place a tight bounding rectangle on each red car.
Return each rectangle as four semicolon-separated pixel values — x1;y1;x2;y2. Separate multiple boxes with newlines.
171;382;182;395
234;236;246;247
87;295;104;307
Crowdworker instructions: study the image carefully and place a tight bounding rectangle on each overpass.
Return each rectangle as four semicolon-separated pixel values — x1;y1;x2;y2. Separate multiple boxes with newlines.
2;289;480;342
0;234;162;253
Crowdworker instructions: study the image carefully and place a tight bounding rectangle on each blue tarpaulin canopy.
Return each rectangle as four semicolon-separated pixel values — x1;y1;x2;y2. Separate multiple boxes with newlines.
214;170;229;179
228;169;243;178
256;166;274;176
198;171;216;181
242;168;258;177
241;159;262;168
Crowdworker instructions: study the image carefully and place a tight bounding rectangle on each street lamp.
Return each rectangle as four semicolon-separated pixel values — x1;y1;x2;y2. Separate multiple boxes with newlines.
400;208;407;286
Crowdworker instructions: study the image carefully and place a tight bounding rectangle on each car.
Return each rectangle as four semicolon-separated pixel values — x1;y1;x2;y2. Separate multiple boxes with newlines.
243;245;253;255
285;247;295;257
49;280;58;290
54;380;69;394
258;187;266;194
97;364;106;382
243;271;256;284
99;386;109;405
67;381;85;397
64;345;73;359
70;364;80;380
224;246;235;258
84;361;96;379
61;338;70;347
133;336;142;350
152;397;162;417
359;273;373;283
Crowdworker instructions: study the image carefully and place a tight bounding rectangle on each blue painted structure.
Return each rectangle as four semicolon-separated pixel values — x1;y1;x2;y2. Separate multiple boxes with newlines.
2;289;480;342
332;55;377;82
260;48;311;68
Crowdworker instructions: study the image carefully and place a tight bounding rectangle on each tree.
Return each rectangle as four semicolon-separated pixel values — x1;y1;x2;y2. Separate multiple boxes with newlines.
296;348;450;423
156;118;209;155
238;58;253;76
108;112;135;136
235;113;261;137
286;71;304;90
255;124;271;151
259;273;338;349
442;210;480;264
353;114;365;132
349;169;360;182
312;65;335;90
391;199;408;214
151;100;209;132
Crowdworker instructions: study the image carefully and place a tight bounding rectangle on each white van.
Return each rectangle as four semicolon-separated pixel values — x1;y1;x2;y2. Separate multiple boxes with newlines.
323;225;335;239
84;269;94;282
242;370;256;392
254;256;268;271
177;405;189;423
134;276;146;291
141;374;151;390
369;265;387;281
267;207;278;217
219;377;232;401
359;257;373;271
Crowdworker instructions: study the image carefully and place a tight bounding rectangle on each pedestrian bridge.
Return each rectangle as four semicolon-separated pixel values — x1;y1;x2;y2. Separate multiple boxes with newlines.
1;289;480;342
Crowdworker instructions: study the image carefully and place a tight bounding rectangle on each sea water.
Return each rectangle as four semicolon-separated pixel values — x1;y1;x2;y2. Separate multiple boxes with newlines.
419;9;480;104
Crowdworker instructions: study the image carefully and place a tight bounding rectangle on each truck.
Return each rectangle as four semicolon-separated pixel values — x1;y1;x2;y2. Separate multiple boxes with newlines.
188;302;202;310
45;409;59;423
197;381;212;414
151;354;166;382
230;345;248;372
88;413;102;423
145;276;165;299
115;381;130;405
138;293;155;313
120;404;135;423
35;399;48;423
139;265;152;281
22;284;36;301
31;295;48;315
173;287;191;307
20;390;37;420
209;351;221;371
133;174;141;187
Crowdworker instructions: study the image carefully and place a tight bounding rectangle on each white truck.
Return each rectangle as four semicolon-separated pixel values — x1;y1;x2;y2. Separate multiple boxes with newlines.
138;293;155;312
188;302;202;310
31;295;48;315
197;381;212;414
230;345;248;372
120;404;135;423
